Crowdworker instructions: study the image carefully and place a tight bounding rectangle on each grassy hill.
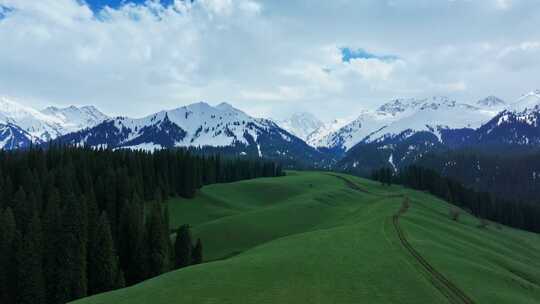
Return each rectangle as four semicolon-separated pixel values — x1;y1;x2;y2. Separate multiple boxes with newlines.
73;171;540;304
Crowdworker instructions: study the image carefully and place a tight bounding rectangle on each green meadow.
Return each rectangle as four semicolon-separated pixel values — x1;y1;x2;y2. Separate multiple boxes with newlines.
73;171;540;304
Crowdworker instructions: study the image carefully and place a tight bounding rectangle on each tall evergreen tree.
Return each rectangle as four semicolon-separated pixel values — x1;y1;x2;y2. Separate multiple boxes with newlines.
91;213;118;294
0;208;17;304
85;190;100;296
16;213;45;304
13;186;32;233
175;225;193;269
58;192;88;302
42;189;61;304
118;195;146;285
192;238;203;265
146;202;169;277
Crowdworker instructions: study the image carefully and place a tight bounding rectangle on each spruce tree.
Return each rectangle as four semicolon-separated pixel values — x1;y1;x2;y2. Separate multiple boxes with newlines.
118;194;146;285
192;238;203;265
86;189;100;295
15;213;45;304
42;189;62;304
58;192;88;301
0;208;17;303
13;186;32;233
92;213;118;294
175;225;193;269
146;202;169;277
116;270;126;289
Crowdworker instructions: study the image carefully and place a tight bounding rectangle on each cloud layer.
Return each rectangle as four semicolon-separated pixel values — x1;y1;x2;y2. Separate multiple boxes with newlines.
0;0;539;120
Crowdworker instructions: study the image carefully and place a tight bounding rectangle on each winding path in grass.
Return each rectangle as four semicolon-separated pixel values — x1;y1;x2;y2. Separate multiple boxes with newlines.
331;174;475;304
393;200;475;304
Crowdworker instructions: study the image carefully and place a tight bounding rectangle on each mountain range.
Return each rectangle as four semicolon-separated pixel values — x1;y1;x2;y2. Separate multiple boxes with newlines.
0;97;108;149
1;91;539;172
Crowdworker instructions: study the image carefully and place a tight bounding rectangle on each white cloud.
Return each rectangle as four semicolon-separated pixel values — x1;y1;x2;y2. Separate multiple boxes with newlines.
0;0;539;120
345;58;402;82
495;0;512;10
240;86;306;101
200;0;233;16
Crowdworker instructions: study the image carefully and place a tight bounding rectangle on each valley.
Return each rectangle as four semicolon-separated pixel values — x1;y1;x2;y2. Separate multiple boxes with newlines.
72;172;540;304
2;2;540;303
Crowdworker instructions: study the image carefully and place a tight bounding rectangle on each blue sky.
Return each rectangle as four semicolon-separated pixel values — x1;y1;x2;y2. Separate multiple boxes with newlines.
0;0;539;120
340;48;398;63
85;0;175;11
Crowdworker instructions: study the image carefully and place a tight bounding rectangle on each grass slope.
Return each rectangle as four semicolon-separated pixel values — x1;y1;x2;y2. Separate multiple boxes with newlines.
74;171;540;304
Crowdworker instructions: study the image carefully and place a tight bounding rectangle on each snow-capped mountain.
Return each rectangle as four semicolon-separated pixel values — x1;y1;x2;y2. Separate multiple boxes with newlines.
41;105;109;133
306;118;350;147
314;110;395;150
474;90;540;146
476;96;506;108
51;102;330;166
312;98;425;150
316;96;491;151
0;97;108;149
337;92;540;175
0;123;35;150
507;90;540;113
278;112;324;142
363;96;494;144
334;96;505;175
0;97;66;142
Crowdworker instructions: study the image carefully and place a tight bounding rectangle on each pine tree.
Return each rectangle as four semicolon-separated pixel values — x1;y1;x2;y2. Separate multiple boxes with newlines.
42;189;62;304
86;190;100;295
13;186;32;233
58;192;88;302
0;208;17;303
15;213;45;304
175;225;193;269
116;270;126;289
118;194;146;285
92;213;118;294
191;238;203;265
146;202;169;277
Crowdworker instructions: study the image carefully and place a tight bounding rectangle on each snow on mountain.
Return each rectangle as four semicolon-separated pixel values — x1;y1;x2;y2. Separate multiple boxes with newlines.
306;118;350;147
315;97;443;150
105;101;266;148
364;97;494;143
337;92;540;175
52;102;330;166
476;96;506;108
0;97;109;149
0;123;35;150
316;97;441;150
41;105;109;133
0;97;65;141
278;112;324;141
320;96;499;151
475;90;540;146
315;110;396;150
507;90;540;113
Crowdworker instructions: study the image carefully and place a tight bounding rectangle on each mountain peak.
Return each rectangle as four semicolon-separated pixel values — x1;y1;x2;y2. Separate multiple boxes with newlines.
418;96;456;110
188;101;212;109
278;112;324;141
509;90;540;113
215;102;235;110
476;96;505;107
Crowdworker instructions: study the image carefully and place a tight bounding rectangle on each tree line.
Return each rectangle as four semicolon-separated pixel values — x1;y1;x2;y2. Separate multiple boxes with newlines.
371;166;540;233
0;147;284;304
416;150;540;203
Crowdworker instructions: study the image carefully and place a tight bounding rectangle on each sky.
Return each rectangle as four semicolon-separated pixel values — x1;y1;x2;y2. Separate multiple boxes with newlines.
0;0;539;121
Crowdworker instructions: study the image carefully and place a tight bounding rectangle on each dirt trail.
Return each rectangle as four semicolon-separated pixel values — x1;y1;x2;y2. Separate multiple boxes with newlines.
329;174;475;304
393;200;475;304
